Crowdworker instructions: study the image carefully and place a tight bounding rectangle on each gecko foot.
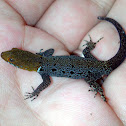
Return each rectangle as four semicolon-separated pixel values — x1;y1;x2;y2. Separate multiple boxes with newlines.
36;49;43;55
83;35;103;50
24;86;39;101
89;84;107;102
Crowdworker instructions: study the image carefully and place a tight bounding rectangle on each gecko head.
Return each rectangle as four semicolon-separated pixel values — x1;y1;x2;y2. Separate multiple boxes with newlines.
1;48;19;63
1;48;41;71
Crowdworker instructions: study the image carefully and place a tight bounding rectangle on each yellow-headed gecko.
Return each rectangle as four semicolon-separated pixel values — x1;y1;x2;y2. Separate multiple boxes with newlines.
1;17;126;101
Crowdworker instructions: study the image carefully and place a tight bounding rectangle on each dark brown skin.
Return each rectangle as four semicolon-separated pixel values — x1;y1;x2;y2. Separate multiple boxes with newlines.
1;17;126;102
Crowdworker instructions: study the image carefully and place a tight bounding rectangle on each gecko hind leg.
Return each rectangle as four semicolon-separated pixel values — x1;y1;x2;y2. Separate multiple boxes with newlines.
83;35;103;59
89;81;107;102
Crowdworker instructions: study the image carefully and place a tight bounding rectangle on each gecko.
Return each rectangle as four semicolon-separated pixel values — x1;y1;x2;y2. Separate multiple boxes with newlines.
1;17;126;101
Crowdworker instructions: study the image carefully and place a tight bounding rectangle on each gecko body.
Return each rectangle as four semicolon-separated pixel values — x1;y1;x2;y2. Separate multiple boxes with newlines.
1;17;126;101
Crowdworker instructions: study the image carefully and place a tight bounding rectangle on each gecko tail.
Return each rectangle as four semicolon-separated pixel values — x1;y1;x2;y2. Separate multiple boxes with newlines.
98;16;126;70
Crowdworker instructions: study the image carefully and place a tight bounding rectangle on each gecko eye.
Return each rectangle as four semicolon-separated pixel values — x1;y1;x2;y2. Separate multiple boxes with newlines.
9;58;15;62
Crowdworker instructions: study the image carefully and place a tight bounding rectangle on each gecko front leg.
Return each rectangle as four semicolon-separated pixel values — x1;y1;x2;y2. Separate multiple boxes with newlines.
36;48;54;57
25;73;51;101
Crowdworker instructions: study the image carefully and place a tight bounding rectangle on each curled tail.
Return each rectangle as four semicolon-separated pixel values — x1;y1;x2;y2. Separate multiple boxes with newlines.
98;16;126;70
